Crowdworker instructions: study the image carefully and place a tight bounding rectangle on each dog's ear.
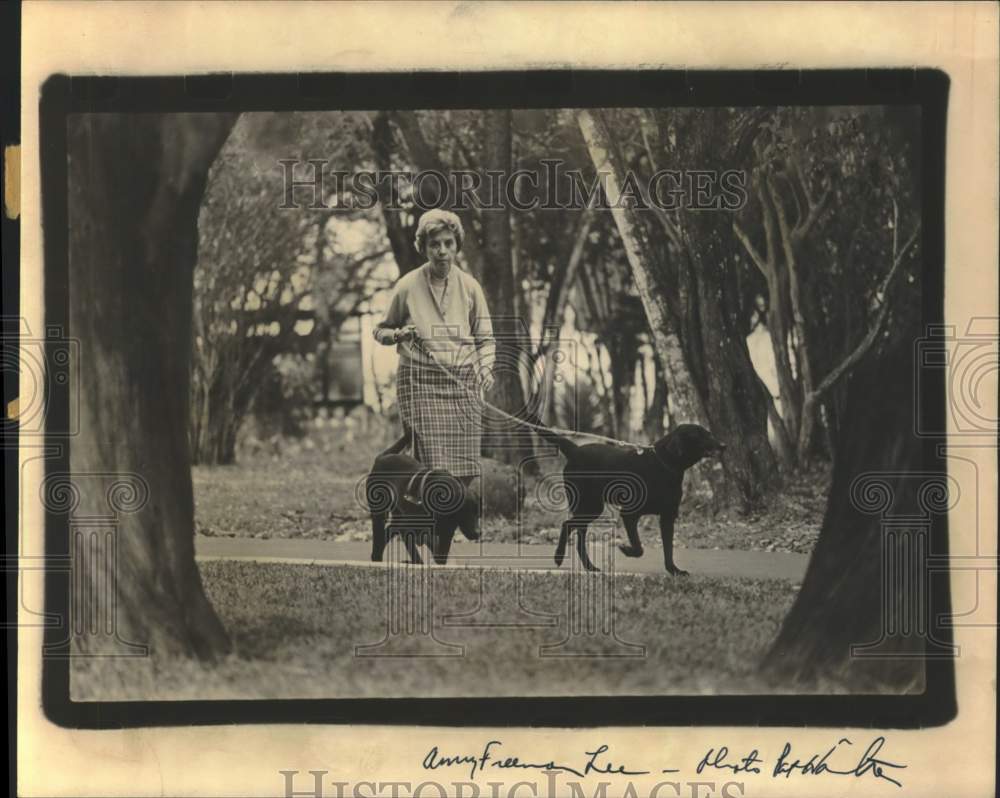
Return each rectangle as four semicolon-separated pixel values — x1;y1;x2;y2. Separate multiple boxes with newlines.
656;425;723;467
655;427;689;464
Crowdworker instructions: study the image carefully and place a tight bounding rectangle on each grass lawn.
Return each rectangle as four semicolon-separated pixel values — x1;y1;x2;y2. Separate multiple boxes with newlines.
193;425;829;555
73;560;805;701
89;425;831;702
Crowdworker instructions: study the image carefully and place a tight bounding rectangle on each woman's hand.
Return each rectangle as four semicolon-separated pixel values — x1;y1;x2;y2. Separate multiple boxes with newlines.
395;325;419;343
478;368;495;394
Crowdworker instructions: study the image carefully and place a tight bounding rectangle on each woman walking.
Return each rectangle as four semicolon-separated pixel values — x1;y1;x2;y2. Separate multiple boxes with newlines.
374;209;495;487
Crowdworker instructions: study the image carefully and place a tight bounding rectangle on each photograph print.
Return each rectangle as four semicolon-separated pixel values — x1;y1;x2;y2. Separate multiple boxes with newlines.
41;72;952;717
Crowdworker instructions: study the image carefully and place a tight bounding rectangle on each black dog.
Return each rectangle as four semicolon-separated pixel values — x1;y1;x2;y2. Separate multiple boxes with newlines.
365;431;480;565
531;418;725;574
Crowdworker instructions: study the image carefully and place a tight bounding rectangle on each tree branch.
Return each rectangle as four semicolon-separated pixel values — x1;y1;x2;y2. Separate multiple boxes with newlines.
811;220;920;402
733;221;770;280
790;157;829;241
758;182;778;271
767;172;814;394
536;208;592;359
442;114;480;175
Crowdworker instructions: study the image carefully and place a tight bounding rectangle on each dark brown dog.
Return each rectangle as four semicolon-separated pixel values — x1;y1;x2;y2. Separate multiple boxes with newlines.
365;432;480;565
531;419;725;573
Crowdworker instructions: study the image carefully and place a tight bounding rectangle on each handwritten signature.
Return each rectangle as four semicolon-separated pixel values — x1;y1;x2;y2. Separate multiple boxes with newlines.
425;736;905;788
698;736;906;788
423;742;658;780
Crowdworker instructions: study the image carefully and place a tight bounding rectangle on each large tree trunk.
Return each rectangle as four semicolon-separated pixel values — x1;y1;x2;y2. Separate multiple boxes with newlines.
678;218;779;508
761;335;950;690
673;110;779;507
67;113;236;660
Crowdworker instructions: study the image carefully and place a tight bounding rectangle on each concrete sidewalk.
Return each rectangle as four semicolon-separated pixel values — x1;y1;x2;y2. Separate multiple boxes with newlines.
195;535;810;582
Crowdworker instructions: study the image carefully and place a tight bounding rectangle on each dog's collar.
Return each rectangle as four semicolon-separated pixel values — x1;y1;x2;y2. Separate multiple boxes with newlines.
403;468;433;506
646;445;671;469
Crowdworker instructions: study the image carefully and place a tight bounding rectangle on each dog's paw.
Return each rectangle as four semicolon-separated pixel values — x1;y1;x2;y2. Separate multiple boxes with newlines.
618;544;644;558
583;564;602;573
665;565;689;577
554;550;565;567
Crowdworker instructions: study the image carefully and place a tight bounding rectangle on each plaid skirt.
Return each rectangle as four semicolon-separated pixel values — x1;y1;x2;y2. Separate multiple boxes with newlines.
396;360;482;477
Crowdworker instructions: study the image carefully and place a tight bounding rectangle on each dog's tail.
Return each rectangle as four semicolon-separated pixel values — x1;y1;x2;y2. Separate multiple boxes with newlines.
519;410;579;458
378;428;412;458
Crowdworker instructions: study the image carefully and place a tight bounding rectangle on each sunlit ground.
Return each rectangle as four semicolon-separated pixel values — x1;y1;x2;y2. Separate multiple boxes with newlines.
192;420;829;554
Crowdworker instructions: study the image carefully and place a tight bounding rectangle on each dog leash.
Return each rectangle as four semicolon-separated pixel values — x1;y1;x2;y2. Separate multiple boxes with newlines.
406;335;650;454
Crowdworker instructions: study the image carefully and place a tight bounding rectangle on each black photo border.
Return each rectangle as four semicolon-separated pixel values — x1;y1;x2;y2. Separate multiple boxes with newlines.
37;68;953;729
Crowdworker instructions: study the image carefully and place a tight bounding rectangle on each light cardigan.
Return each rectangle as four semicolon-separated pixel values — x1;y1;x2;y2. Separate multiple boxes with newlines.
374;262;496;372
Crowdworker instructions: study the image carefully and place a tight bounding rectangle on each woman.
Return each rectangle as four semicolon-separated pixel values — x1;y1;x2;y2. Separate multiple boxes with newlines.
374;209;495;486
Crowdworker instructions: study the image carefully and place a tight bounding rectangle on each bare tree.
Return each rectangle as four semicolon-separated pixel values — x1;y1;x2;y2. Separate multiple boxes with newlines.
190;115;394;464
190;149;307;464
733;107;922;467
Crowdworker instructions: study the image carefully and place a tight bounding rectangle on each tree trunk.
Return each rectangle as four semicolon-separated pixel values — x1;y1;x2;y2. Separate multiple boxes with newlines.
478;110;535;470
190;349;257;465
761;336;950;689
606;334;635;439
679;220;779;509
643;349;669;439
576;109;706;427
371;111;421;276
744;181;803;454
198;390;243;465
532;210;592;426
67;113;236;660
